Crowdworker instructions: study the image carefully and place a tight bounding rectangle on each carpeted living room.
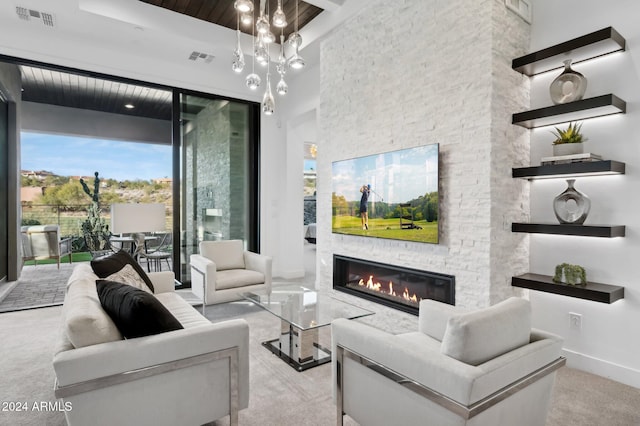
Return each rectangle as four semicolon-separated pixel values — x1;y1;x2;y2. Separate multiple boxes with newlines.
1;0;640;425
1;256;639;425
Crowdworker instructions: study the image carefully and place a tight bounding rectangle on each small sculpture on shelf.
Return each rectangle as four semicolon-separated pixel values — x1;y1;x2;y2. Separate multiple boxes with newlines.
550;59;587;104
553;179;591;224
553;263;587;286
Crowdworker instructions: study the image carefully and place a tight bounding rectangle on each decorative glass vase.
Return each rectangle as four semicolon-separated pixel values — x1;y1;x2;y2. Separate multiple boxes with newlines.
553;179;590;224
549;59;587;104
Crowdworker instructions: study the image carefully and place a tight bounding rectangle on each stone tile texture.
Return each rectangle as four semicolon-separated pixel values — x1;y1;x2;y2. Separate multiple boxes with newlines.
316;0;531;309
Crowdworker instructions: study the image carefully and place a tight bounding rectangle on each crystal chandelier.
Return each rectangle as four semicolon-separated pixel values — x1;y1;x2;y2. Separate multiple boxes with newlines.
232;0;305;115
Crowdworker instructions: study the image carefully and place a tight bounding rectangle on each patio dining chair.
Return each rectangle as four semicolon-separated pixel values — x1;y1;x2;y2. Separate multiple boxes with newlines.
21;225;73;269
133;232;172;272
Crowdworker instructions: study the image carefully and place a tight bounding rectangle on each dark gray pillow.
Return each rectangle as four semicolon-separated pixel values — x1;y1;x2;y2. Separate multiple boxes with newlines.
96;280;182;339
91;250;155;293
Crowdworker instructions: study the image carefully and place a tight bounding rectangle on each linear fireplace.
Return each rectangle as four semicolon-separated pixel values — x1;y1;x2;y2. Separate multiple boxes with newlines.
333;255;455;315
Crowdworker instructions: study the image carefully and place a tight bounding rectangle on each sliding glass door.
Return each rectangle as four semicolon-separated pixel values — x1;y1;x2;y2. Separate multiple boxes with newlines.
0;94;7;282
177;93;259;285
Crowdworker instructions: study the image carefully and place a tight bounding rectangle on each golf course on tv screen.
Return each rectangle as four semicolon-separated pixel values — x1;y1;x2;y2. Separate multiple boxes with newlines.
331;144;439;244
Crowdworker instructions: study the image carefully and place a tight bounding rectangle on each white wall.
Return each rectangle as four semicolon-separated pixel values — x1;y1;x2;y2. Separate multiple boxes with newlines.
271;64;321;278
315;0;530;308
528;0;640;388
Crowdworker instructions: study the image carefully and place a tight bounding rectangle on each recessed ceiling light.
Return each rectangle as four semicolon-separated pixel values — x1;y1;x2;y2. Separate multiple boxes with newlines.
125;103;135;109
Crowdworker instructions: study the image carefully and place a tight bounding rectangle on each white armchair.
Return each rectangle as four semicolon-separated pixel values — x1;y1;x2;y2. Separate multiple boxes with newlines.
332;297;565;426
21;224;73;269
190;240;272;305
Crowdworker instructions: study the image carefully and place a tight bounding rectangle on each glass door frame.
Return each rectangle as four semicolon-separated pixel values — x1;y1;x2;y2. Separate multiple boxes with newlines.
171;89;260;288
0;89;8;282
0;53;261;287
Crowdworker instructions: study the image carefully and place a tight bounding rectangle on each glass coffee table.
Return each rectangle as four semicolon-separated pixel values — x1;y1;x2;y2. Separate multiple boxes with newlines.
241;284;374;371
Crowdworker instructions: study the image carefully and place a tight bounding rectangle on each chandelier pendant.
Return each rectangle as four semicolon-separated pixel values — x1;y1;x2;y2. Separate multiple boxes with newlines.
232;0;307;115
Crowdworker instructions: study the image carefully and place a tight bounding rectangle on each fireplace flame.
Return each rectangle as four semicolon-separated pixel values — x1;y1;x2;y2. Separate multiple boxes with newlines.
402;288;418;302
357;276;419;303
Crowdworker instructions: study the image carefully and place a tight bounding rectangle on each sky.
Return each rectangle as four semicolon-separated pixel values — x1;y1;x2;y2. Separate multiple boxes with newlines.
21;132;172;181
332;144;439;204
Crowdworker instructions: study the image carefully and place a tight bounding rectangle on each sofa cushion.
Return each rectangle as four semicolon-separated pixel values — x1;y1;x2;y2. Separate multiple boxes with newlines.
104;263;153;294
155;293;212;328
96;280;183;339
91;250;155;293
216;269;265;290
441;297;531;366
64;264;123;348
200;240;245;271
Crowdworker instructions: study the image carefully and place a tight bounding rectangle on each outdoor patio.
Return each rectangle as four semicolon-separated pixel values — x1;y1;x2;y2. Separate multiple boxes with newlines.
0;258;174;313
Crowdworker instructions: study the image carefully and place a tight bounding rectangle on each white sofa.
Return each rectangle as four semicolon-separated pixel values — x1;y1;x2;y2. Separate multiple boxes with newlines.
190;240;272;305
332;297;565;426
53;263;249;426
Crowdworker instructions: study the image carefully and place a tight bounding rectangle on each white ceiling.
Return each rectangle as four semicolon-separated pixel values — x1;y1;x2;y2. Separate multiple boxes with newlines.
0;0;371;101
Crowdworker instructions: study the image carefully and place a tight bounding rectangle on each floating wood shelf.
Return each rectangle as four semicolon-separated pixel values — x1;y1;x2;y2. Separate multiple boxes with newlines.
512;223;625;238
512;94;626;129
512;273;624;304
512;160;625;179
512;27;626;76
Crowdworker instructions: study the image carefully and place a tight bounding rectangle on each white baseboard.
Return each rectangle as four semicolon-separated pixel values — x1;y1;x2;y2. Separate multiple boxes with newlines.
563;348;640;389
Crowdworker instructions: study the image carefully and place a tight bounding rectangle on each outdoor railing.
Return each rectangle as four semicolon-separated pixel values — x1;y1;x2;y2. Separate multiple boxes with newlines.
21;203;173;241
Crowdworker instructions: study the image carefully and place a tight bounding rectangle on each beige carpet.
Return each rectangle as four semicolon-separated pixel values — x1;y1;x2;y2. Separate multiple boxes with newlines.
1;304;639;426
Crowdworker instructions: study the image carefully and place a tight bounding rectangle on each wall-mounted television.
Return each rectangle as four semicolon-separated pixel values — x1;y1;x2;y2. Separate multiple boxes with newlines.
332;144;439;244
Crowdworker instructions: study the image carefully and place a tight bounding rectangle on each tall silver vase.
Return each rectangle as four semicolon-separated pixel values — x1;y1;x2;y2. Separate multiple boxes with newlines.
553;179;590;224
549;59;587;104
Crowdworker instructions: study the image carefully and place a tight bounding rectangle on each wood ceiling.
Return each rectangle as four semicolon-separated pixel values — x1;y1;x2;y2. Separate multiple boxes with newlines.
140;0;324;42
20;65;173;120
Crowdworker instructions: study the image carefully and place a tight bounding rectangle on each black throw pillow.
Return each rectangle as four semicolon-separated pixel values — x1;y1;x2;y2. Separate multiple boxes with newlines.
91;250;155;293
96;280;183;339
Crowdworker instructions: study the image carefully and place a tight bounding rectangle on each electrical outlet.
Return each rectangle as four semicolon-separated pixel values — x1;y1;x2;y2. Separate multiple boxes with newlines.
569;312;582;331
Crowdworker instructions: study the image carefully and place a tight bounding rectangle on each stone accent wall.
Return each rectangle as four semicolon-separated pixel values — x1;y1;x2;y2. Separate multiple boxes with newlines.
185;102;249;250
488;0;531;305
317;0;530;308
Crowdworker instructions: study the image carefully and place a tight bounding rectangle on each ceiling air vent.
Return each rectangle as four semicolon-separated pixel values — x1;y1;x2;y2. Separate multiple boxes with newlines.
15;6;56;27
188;51;214;64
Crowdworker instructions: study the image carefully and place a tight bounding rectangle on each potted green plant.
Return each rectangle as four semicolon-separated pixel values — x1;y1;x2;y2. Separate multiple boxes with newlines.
551;121;587;156
553;263;587;286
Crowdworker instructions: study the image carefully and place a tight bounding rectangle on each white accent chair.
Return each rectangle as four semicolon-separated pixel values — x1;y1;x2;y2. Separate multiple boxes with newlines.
21;224;73;269
190;240;272;305
332;297;565;426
